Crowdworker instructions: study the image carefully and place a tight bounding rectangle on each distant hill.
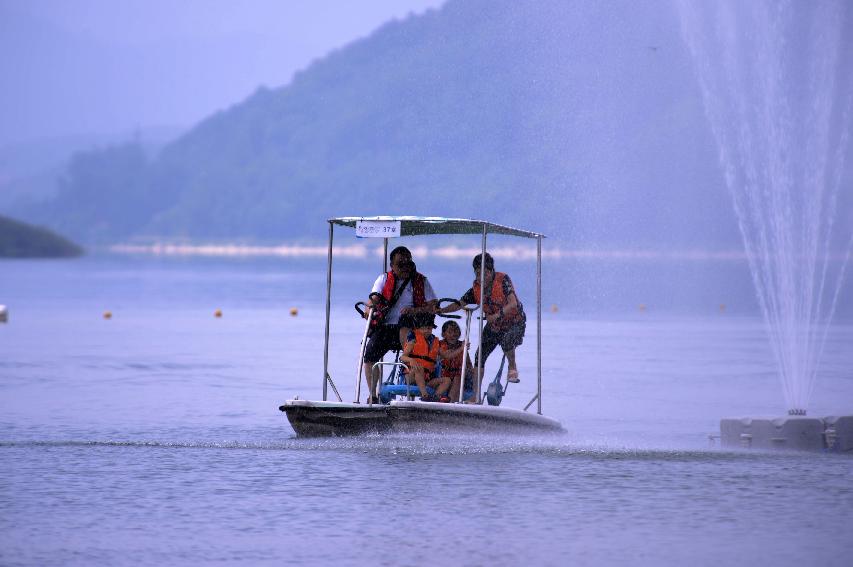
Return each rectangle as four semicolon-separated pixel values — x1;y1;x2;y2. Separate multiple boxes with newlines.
0;127;183;212
0;214;83;258
9;0;747;249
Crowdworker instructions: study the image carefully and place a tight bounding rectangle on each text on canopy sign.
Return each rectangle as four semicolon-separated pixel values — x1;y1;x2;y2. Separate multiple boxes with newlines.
355;220;401;238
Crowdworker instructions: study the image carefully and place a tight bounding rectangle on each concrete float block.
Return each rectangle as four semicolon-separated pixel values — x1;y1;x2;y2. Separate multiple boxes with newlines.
823;416;853;453
720;417;825;451
720;417;755;449
720;418;778;449
768;417;825;451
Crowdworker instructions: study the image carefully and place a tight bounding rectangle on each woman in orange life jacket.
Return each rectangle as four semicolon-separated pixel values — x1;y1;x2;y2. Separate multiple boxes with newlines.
362;246;438;403
437;319;474;403
400;314;450;402
438;252;526;398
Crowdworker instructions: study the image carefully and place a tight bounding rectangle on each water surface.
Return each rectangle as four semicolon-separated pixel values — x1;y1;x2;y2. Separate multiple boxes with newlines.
1;256;851;566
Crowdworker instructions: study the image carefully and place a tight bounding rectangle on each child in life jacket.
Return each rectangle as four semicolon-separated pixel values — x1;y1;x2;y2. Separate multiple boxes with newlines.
437;320;474;403
401;314;450;402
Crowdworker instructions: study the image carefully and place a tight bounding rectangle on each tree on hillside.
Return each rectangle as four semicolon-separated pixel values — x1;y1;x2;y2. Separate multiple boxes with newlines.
44;142;163;243
0;214;83;257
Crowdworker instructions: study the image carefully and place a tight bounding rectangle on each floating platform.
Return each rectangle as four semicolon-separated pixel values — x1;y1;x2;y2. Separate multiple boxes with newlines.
719;415;853;452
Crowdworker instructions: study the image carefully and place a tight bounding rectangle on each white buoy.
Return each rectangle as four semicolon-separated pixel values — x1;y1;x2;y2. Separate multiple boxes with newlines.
0;304;7;323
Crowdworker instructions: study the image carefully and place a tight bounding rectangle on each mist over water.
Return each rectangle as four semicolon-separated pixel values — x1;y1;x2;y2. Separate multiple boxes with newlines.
678;0;853;414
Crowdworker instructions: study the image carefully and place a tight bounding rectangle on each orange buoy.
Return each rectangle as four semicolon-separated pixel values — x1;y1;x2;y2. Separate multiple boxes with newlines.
289;307;299;317
550;304;558;313
214;309;223;318
719;303;726;313
638;304;647;312
103;311;112;319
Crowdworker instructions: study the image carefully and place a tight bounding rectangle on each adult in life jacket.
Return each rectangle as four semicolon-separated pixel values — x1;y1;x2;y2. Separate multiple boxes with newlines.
401;314;450;402
361;246;438;403
438;252;526;395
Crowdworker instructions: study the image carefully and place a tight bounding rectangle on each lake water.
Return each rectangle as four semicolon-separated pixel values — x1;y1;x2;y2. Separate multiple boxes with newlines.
1;255;852;566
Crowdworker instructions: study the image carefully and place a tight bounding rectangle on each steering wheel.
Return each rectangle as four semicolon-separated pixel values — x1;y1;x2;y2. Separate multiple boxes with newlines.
354;292;389;317
436;297;462;319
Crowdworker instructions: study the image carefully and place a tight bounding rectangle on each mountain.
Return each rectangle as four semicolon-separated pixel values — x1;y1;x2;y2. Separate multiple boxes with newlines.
8;0;745;248
0;214;83;258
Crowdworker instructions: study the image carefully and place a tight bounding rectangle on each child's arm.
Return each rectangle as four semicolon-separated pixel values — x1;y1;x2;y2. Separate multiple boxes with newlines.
400;338;415;364
436;344;448;363
444;344;465;359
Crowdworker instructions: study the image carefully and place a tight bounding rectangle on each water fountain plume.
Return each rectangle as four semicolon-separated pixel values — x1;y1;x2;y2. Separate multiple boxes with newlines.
677;0;853;414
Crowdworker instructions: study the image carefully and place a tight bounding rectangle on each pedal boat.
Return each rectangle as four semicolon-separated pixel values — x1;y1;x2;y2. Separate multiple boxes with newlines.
279;216;564;437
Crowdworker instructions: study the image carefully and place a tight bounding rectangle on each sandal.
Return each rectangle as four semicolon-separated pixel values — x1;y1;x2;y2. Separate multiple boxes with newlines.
507;369;520;383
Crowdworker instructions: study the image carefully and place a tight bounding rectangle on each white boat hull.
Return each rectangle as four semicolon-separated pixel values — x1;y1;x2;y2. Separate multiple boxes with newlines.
280;399;564;437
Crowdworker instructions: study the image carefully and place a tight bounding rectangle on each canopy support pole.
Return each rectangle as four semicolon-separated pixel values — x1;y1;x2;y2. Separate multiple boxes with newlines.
383;238;389;272
458;308;474;403
323;221;334;401
537;235;542;415
524;393;539;412
478;224;487;403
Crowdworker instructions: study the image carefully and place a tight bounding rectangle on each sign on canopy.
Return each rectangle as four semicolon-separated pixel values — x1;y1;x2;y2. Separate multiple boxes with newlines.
355;220;401;238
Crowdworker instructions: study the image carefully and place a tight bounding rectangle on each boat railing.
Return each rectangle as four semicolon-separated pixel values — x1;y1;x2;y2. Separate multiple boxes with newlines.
371;361;410;402
326;372;343;402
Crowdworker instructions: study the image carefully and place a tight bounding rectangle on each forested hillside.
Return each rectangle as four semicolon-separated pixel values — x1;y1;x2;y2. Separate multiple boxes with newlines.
0;214;83;257
9;0;743;248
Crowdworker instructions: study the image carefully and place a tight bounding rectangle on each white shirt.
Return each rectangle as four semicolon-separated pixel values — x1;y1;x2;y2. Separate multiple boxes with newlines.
370;273;437;325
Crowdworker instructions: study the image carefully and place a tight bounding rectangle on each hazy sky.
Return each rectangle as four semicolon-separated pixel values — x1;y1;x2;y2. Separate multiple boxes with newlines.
0;0;445;149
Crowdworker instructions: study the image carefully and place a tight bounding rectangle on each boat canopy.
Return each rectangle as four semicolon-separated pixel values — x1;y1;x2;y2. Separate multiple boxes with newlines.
320;214;545;415
329;216;545;239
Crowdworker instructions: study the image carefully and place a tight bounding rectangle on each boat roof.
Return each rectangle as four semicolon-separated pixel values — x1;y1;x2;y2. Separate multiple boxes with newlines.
329;216;545;239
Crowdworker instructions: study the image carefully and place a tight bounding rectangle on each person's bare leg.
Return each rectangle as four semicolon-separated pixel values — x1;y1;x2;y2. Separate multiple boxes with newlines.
448;375;460;401
363;362;380;401
427;377;449;397
505;348;519;382
435;376;451;397
411;366;429;398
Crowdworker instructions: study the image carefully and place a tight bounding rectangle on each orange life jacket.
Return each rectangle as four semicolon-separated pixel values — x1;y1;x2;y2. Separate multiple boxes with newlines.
408;330;439;372
472;272;524;331
439;339;463;378
381;271;426;307
369;271;426;331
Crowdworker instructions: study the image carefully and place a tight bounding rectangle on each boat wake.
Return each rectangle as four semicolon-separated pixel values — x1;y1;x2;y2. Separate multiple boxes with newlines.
0;434;800;461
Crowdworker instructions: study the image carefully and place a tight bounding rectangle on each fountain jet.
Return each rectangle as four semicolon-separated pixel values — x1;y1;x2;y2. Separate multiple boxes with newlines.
678;0;853;414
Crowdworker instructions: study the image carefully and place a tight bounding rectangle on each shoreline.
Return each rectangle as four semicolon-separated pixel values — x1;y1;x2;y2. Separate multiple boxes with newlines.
108;242;750;262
